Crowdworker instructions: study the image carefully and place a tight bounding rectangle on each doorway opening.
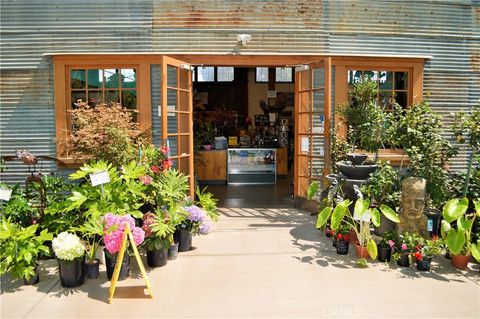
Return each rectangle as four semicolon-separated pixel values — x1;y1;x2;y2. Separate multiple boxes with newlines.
192;66;295;208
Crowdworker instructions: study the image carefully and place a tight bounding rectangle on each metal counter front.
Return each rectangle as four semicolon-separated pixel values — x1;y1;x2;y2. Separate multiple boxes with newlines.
227;148;276;184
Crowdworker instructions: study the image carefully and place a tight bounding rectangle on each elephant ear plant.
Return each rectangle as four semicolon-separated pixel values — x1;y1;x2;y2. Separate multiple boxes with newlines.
441;198;479;258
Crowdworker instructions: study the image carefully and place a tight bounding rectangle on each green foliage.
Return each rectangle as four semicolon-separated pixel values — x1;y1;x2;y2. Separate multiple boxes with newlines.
0;218;52;281
392;101;456;208
367;238;378;260
155;169;189;210
0;184;38;227
195;187;220;222
73;209;104;262
143;210;177;251
307;182;318;201
330;127;349;173
441;198;477;255
361;161;400;209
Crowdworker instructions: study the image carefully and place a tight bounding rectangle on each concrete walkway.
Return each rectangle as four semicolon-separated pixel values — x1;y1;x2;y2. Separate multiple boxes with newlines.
1;207;479;318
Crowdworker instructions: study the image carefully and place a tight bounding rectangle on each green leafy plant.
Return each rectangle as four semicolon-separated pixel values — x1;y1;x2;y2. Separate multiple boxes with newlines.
196;186;220;222
378;231;396;249
361;161;400;209
441;198;479;256
74;210;105;263
142;210;176;251
392;101;457;208
0;184;38;227
0;218;52;281
392;231;416;262
412;233;445;260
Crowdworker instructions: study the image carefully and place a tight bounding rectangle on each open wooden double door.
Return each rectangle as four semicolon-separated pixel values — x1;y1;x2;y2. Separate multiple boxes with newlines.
159;56;332;199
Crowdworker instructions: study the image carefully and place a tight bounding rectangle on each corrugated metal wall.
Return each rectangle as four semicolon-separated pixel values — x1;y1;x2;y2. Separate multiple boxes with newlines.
1;0;478;183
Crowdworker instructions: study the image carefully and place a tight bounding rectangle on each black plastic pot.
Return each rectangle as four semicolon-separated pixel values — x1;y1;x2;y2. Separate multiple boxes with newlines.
168;242;179;260
378;246;392;262
396;253;410;267
416;258;432;271
85;258;100;279
23;264;40;285
175;228;192;252
336;240;349;255
332;239;337;247
58;258;85;288
104;249;130;280
147;248;168;267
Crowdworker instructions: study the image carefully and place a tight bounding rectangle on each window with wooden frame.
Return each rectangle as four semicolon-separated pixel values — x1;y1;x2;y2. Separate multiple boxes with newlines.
256;67;294;83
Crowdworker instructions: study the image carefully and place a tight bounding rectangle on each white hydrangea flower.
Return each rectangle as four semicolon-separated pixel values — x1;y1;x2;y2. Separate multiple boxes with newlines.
52;232;85;261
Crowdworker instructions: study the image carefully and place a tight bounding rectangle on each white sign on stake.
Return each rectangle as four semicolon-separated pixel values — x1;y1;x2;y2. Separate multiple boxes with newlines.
90;170;110;187
0;188;12;201
353;211;371;222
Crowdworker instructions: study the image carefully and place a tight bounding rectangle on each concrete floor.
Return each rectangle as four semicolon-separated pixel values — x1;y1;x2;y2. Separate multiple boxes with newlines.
1;207;479;319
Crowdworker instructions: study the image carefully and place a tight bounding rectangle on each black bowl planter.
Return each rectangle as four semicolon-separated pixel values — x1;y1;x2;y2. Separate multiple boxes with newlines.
23;264;40;285
416;258;432;271
396;253;411;267
336;240;349;255
337;162;378;180
104;249;130;281
85;258;100;279
58;258;85;288
378;246;392;262
147;248;168;268
346;154;368;165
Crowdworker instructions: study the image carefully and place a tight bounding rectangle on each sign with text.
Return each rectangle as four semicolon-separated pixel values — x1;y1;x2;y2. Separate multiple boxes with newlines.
89;170;110;187
267;90;277;98
0;188;12;201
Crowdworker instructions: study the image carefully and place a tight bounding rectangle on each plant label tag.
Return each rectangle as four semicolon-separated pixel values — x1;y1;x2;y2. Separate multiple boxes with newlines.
353;211;371;222
90;170;110;186
0;188;12;201
427;219;433;232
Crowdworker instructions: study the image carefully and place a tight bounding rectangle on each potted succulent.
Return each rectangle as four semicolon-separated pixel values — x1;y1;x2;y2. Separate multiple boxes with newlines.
0;218;52;285
441;198;479;269
103;213;145;280
412;234;445;271
52;232;85;288
392;232;416;267
377;231;395;262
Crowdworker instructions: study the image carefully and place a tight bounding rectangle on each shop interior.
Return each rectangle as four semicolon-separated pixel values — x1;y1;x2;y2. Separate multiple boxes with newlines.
192;66;295;207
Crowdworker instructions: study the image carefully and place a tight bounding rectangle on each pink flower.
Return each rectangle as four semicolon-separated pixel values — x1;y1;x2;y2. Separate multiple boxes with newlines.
139;175;153;185
103;213;145;254
161;146;169;155
401;243;408;251
388;240;395;248
151;165;161;174
162;159;173;170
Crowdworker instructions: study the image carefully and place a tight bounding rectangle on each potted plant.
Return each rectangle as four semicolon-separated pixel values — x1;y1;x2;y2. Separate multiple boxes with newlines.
52;232;85;288
0;218;52;285
142;210;175;267
441;198;479;269
377;231;395;262
103;213;145;280
333;224;350;255
412;234;445;271
75;210;104;279
392;232;416;267
176;204;210;252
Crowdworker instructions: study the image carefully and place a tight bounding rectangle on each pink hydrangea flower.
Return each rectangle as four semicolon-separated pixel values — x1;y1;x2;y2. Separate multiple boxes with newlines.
103;213;145;254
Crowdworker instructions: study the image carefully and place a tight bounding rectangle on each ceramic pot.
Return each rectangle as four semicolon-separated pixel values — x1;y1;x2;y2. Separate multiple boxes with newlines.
355;244;370;259
58;257;85;288
451;254;470;269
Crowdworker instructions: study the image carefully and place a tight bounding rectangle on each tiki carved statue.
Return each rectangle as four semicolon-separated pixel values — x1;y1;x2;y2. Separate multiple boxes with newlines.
396;177;429;237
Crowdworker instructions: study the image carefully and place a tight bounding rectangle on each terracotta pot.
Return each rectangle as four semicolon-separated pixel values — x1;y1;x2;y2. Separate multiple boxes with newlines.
451;254;470;269
349;229;359;245
355;244;370;259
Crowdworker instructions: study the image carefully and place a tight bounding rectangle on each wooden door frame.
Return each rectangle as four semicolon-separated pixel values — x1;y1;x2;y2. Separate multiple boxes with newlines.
53;53;427;197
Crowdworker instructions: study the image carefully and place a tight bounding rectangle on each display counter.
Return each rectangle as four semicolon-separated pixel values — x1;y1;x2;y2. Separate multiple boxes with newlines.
195;148;288;184
227;148;276;184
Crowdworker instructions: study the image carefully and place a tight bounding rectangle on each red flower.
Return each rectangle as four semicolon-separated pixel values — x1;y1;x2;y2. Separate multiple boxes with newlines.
151;165;161;174
162;159;173;170
415;252;423;261
161;146;169;155
344;234;349;242
336;233;342;240
329;229;335;236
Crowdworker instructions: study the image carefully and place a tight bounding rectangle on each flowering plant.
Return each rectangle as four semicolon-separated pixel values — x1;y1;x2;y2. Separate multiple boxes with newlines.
179;205;210;235
332;224;350;242
413;234;445;261
378;231;396;249
392;231;416;262
52;232;85;261
103;213;145;254
142;210;176;251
